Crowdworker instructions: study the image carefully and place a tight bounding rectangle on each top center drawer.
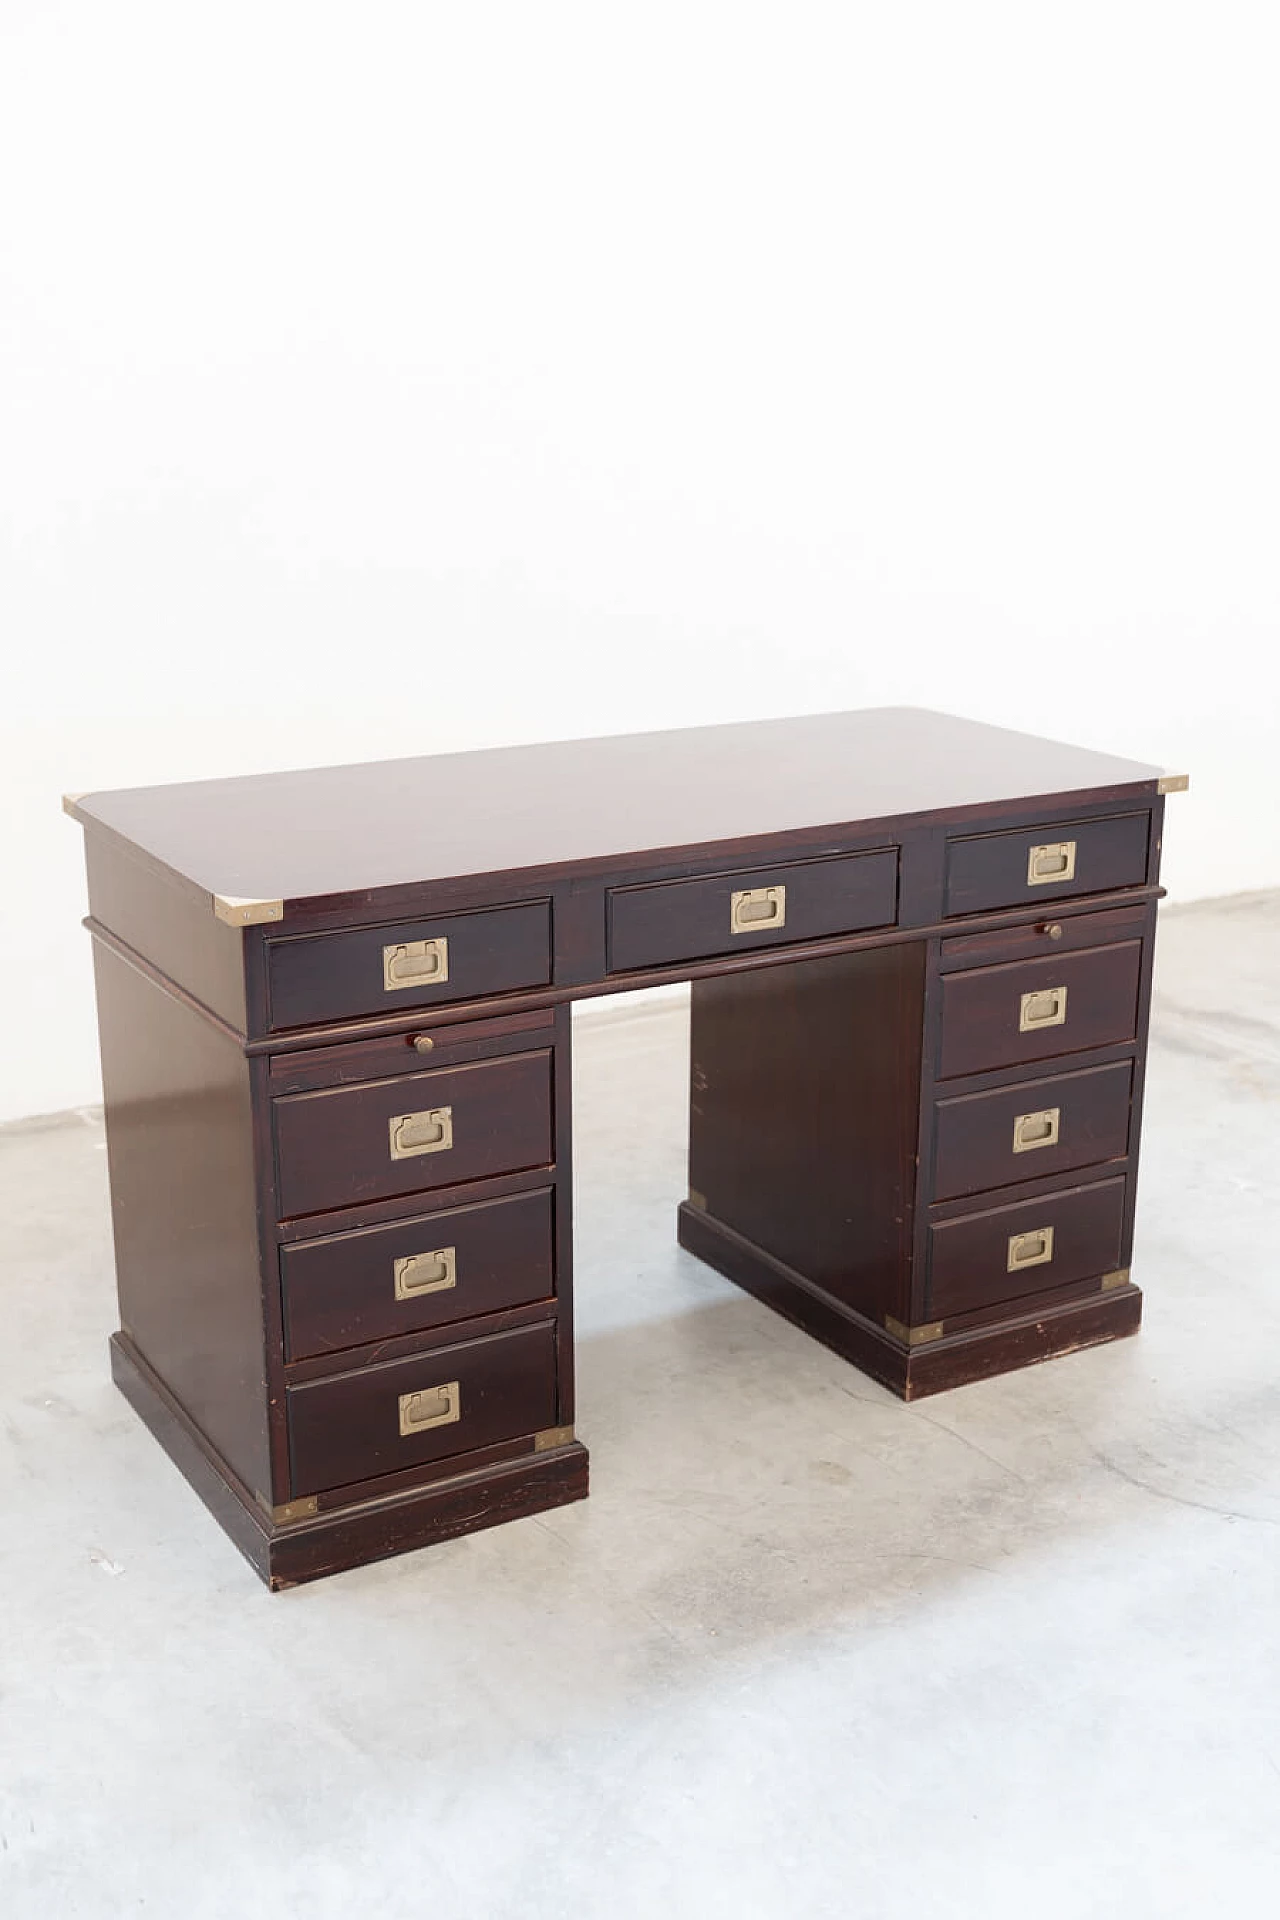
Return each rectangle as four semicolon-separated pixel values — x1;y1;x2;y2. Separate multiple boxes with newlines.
607;848;898;973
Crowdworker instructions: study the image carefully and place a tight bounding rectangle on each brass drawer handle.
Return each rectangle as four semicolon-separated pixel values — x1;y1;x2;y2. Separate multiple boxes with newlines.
730;885;786;935
1027;841;1077;886
1020;984;1067;1032
1012;1106;1061;1153
398;1380;461;1436
389;1105;454;1160
1008;1225;1055;1272
383;937;449;992
393;1245;457;1299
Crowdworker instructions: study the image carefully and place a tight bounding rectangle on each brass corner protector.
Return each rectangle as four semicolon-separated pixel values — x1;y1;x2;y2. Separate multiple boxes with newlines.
1157;773;1190;795
268;1495;319;1524
686;1188;708;1212
885;1315;945;1348
534;1425;576;1452
1099;1268;1131;1292
213;894;285;927
62;791;88;818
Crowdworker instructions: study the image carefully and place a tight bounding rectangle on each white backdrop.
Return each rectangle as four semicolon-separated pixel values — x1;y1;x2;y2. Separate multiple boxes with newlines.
2;2;1278;1122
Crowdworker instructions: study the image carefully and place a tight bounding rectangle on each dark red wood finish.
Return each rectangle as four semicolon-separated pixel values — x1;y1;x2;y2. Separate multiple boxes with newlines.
91;940;272;1501
111;1333;588;1589
280;1186;556;1361
85;831;249;1031
609;848;898;972
267;900;552;1030
272;1051;554;1217
931;1059;1134;1202
676;1201;1142;1401
268;1008;554;1092
938;900;1147;971
687;942;925;1328
937;940;1144;1079
286;1322;559;1498
67;708;1165;910
69;709;1178;1582
944;811;1151;916
925;1176;1128;1319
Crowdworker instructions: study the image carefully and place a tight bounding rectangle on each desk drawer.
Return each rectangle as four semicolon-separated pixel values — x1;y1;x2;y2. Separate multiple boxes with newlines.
273;1052;554;1218
266;901;551;1030
932;1061;1134;1202
944;813;1150;917
280;1187;555;1360
287;1322;558;1497
926;1176;1127;1320
608;849;898;973
937;941;1142;1080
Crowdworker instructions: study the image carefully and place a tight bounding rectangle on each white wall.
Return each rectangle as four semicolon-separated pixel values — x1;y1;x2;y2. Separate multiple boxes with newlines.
2;2;1277;1122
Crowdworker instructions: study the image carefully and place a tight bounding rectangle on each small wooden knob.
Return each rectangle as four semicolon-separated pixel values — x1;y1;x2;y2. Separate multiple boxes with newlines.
412;1035;435;1053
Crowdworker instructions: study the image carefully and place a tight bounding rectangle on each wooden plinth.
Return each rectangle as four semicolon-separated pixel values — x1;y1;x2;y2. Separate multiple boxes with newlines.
677;1203;1143;1401
110;1335;589;1590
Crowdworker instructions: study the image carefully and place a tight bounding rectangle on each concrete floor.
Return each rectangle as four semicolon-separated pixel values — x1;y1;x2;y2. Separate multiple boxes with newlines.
2;895;1278;1917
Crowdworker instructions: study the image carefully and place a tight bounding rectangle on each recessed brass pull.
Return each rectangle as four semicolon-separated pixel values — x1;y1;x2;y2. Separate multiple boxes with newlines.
398;1380;461;1436
393;1245;457;1299
1027;840;1077;886
1008;1225;1055;1272
1020;984;1067;1032
1012;1106;1061;1153
383;937;449;992
388;1105;454;1160
730;885;786;935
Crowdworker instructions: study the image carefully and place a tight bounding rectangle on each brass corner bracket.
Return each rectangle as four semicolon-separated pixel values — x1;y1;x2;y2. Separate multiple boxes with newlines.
213;894;285;927
1157;773;1190;795
266;1495;319;1525
885;1315;945;1348
1099;1268;1131;1292
534;1425;576;1452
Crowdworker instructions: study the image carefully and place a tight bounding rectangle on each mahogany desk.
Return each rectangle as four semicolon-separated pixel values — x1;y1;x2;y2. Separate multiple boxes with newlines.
66;709;1187;1588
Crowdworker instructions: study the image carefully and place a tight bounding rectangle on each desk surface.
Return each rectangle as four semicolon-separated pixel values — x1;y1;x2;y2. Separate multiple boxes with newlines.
67;707;1166;905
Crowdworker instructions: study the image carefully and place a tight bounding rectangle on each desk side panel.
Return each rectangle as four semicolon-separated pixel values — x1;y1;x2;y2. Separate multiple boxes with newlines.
84;829;248;1031
93;939;272;1502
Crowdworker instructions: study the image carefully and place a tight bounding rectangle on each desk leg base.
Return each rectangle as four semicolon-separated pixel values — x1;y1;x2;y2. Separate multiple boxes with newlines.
676;1204;1143;1401
110;1334;590;1589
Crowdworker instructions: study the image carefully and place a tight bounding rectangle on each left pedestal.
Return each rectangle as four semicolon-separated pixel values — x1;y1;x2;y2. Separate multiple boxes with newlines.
88;884;583;1589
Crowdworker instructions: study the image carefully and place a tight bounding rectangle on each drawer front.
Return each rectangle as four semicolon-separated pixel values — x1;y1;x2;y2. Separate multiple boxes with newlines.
273;1051;554;1218
281;1187;555;1360
932;1061;1134;1203
937;941;1143;1080
266;901;552;1030
608;849;898;973
944;813;1150;918
287;1323;558;1497
927;1176;1127;1320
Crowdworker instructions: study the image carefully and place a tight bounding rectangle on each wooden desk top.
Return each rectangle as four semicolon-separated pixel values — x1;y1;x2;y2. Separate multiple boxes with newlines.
66;708;1168;909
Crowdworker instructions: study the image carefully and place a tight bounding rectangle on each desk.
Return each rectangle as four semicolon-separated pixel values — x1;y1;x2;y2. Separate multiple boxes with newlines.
66;708;1186;1588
